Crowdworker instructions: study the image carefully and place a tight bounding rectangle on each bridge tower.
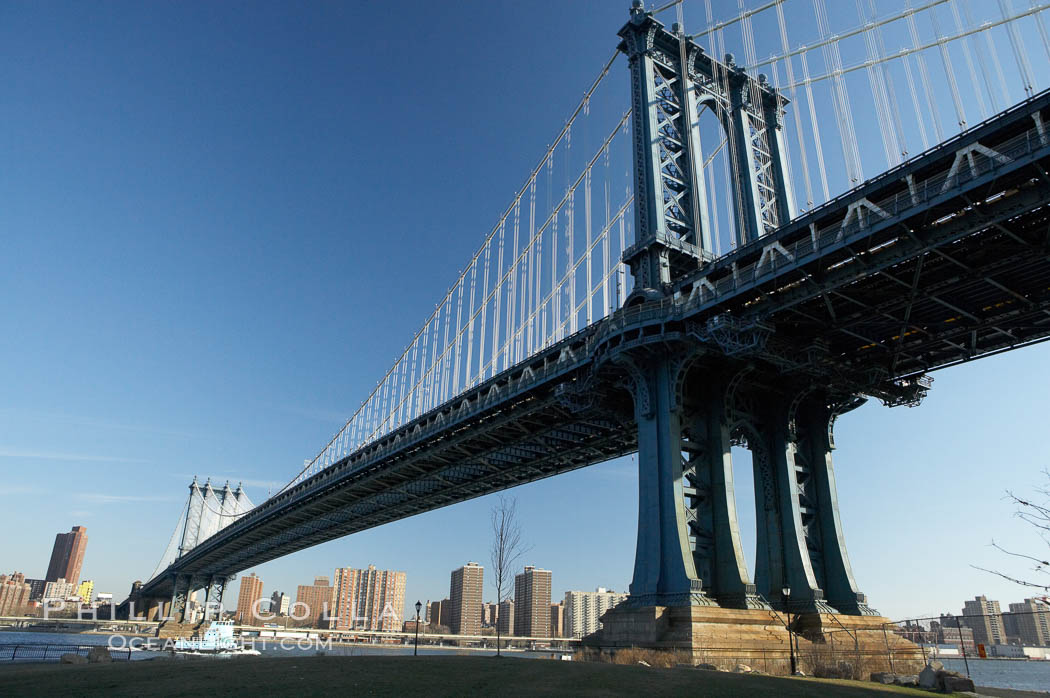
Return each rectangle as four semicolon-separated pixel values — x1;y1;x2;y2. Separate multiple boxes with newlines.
611;3;873;623
620;1;795;304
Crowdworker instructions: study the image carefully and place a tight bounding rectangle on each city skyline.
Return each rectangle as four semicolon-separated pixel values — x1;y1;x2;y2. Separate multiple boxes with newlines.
2;0;1049;623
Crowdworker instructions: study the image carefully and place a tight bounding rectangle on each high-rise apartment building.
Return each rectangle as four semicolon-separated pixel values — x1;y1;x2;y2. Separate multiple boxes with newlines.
75;580;94;603
513;566;551;637
332;565;406;632
550;602;564;638
270;591;290;616
564;588;628;638
497;599;514;636
449;562;484;636
961;596;1006;646
0;573;32;615
45;526;88;585
1008;599;1050;646
295;576;334;628
236;573;264;623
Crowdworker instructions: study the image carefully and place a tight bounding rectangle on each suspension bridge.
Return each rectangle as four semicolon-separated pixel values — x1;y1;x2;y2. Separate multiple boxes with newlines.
124;0;1050;653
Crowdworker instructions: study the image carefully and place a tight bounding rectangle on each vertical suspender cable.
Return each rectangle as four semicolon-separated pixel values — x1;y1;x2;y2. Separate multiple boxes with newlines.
799;50;831;202
949;0;989;120
775;2;815;209
962;0;1001;113
815;0;862;183
858;0;899;167
867;0;909;159
1032;0;1050;64
906;0;946;142
929;2;968;128
1000;0;1035;96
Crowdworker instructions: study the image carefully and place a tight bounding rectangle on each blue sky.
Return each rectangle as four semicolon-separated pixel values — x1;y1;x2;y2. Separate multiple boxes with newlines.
2;0;1048;623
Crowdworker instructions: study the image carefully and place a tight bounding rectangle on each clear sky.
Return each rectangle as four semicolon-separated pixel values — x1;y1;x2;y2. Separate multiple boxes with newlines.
2;0;1048;624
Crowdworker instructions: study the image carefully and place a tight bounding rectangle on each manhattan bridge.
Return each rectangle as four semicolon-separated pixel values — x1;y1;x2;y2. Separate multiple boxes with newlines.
127;0;1050;638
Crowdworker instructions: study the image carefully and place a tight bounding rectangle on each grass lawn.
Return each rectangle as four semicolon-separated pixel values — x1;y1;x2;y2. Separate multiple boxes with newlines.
0;655;944;697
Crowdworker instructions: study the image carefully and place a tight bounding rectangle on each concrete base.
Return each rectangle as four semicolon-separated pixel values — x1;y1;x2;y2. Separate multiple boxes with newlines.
588;605;926;676
155;621;198;639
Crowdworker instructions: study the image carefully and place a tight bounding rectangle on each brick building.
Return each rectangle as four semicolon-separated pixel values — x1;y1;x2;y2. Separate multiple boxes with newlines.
235;573;264;623
332;565;406;631
513;566;551;637
0;573;32;615
295;576;334;628
46;526;88;586
449;562;483;636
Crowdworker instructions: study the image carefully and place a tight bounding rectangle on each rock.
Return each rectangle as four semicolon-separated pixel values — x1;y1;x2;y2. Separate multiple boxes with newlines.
695;663;720;671
893;675;918;687
733;663;752;673
926;660;944;672
870;672;896;684
60;653;88;664
87;647;113;664
941;675;976;693
918;664;940;689
637;660;650;667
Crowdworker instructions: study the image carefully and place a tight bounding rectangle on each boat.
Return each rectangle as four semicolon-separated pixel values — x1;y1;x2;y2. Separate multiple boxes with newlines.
173;620;254;654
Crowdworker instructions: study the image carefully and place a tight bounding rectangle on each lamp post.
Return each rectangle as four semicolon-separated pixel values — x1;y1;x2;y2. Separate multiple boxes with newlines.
414;600;422;656
782;586;797;675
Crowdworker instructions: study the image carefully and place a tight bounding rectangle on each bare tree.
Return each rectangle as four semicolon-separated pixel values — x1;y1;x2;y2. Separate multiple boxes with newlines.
490;495;530;657
974;470;1050;595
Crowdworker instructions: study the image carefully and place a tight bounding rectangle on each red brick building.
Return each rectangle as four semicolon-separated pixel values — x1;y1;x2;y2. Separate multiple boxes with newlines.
45;526;88;586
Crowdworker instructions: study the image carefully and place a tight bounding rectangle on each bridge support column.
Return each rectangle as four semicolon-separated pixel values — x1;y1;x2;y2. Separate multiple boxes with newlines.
684;379;765;608
621;354;765;607
751;395;875;615
622;354;713;606
798;401;876;615
753;399;831;613
202;577;215;621
169;574;189;623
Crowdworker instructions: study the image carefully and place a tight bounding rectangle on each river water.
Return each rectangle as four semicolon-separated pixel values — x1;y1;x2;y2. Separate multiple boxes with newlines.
940;658;1050;693
0;630;555;662
3;631;1049;691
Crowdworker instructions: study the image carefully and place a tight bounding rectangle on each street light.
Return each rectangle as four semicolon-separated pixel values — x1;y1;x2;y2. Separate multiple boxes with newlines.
414;600;422;657
782;586;797;675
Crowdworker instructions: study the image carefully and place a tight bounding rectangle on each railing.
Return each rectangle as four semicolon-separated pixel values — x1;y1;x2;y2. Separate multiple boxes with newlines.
0;643;132;663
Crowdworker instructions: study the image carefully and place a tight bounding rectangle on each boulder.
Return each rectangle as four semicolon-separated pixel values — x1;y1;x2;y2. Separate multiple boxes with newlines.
941;675;976;693
87;647;113;664
60;653;88;665
893;675;918;687
870;672;896;684
733;663;752;673
918;664;940;689
695;663;720;671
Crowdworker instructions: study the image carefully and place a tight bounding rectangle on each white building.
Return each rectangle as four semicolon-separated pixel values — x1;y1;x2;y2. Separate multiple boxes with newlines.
563;588;627;639
270;591;290;616
42;578;75;601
